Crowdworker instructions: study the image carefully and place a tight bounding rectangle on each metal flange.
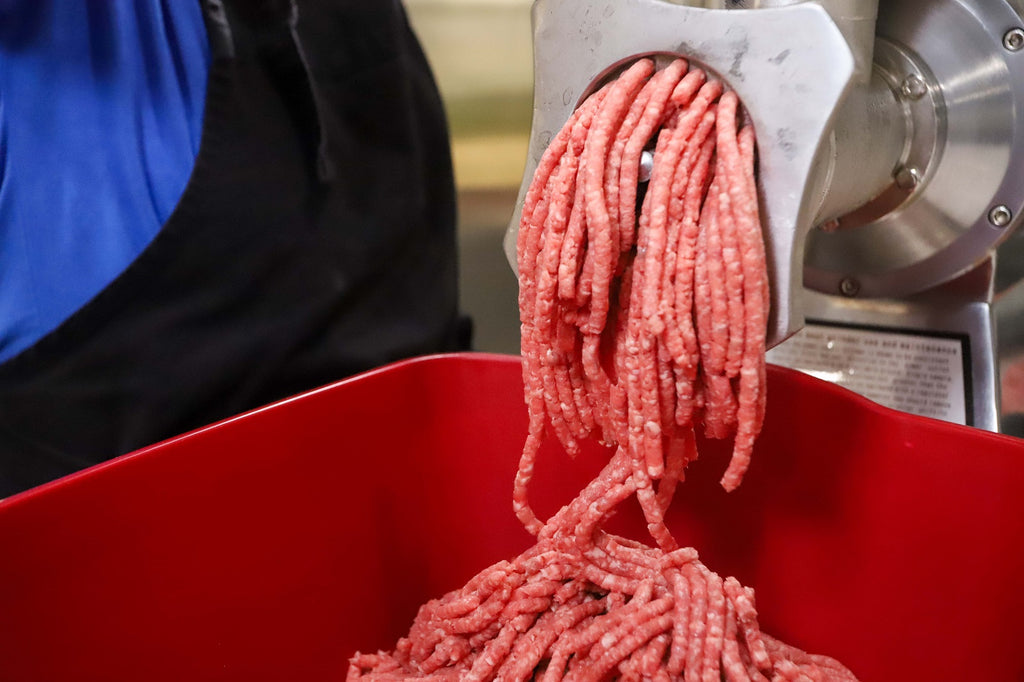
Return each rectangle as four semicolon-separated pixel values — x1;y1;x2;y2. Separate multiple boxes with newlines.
504;0;856;349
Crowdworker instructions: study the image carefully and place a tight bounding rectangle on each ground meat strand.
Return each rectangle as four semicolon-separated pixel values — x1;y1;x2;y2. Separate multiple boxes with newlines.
580;60;655;320
349;58;857;681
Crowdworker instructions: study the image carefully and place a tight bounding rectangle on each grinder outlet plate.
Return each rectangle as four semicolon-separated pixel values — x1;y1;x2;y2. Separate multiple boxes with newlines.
505;0;856;349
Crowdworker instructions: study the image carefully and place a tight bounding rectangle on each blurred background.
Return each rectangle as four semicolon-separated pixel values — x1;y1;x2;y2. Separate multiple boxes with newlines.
406;0;534;355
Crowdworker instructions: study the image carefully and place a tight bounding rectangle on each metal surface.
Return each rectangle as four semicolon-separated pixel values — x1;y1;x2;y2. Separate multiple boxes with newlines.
505;0;857;349
804;0;1024;299
807;38;941;233
1009;0;1024;22
769;265;1000;431
702;1;877;82
805;63;905;226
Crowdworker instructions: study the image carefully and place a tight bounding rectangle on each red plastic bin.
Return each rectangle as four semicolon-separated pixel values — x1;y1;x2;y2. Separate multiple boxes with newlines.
1;352;1023;681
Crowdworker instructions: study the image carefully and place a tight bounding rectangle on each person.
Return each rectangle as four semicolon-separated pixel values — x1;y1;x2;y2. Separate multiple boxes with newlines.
0;0;469;496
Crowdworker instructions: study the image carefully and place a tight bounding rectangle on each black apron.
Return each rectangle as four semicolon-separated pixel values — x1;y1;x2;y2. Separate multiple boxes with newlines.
0;0;469;496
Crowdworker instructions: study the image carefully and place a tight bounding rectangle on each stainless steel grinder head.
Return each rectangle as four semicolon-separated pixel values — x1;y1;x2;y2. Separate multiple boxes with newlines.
504;0;857;349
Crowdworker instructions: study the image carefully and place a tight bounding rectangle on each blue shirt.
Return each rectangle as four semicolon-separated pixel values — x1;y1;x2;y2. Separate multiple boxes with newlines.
0;1;209;362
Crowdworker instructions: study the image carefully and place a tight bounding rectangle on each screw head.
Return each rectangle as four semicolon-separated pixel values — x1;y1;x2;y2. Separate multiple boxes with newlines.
989;205;1013;228
638;150;654;183
1005;28;1024;52
839;277;861;297
899;74;928;100
894;166;921;190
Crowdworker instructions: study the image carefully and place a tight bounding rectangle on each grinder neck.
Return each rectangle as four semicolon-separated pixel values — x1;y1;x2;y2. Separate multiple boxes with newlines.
703;1;899;227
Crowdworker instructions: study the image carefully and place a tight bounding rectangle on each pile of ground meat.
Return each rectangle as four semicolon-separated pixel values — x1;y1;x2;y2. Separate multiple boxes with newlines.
348;58;859;682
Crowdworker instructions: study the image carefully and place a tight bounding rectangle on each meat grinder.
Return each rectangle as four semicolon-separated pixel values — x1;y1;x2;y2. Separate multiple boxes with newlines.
504;0;1024;433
